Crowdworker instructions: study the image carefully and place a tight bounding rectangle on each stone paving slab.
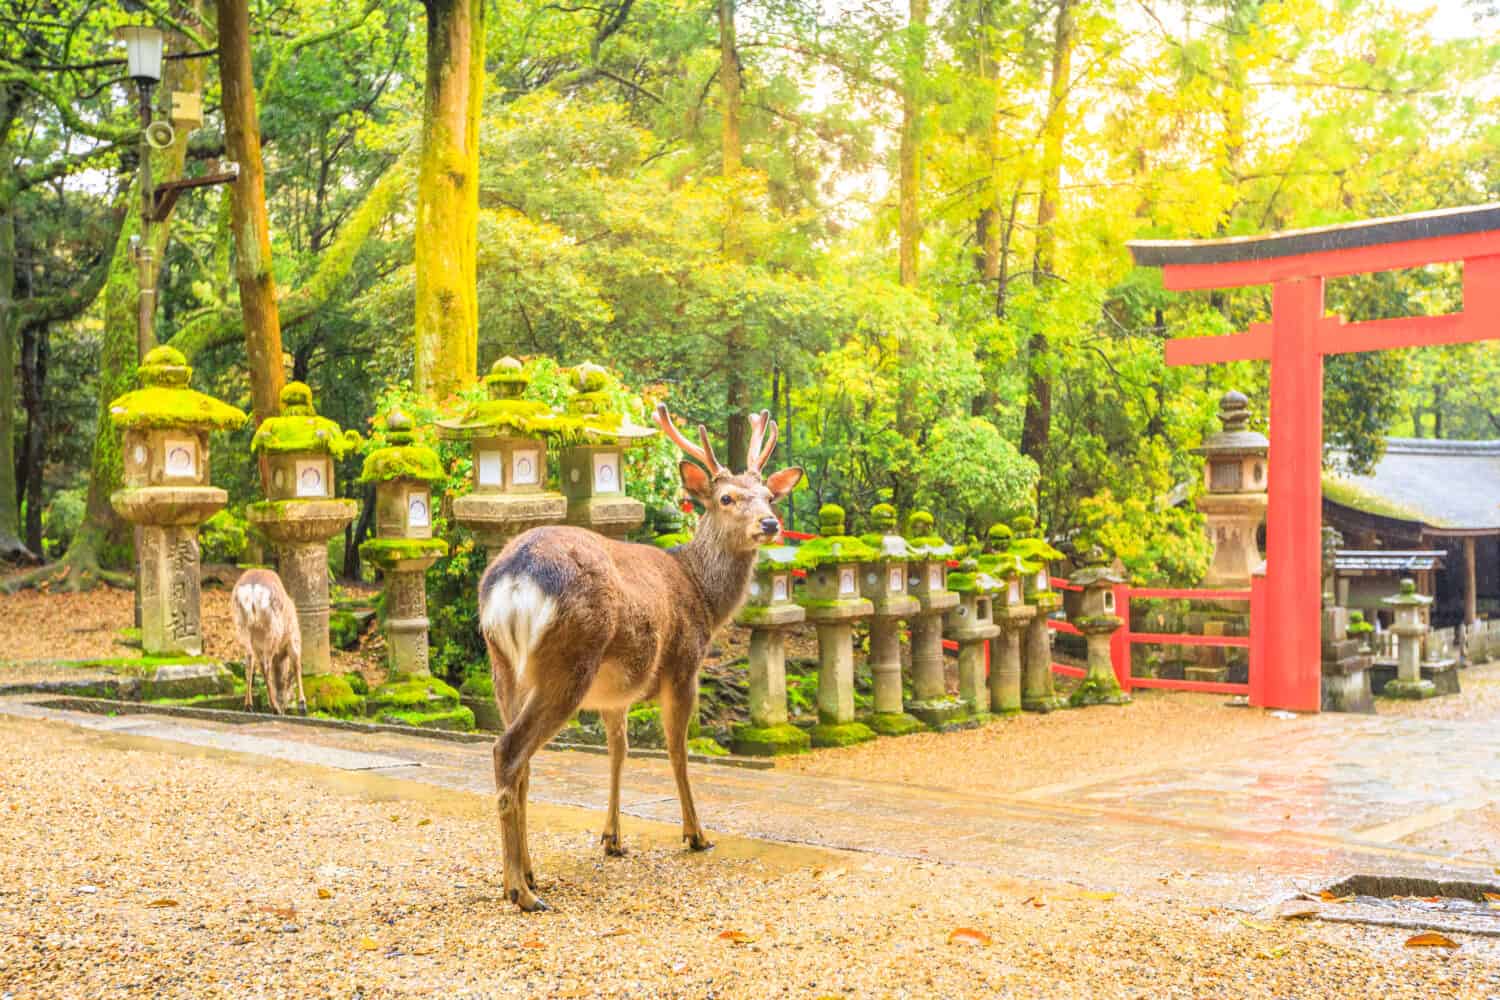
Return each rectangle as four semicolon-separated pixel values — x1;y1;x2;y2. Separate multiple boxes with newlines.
5;694;1496;918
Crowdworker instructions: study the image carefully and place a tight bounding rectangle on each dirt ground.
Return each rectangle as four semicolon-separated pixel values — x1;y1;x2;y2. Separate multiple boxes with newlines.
0;715;1493;1000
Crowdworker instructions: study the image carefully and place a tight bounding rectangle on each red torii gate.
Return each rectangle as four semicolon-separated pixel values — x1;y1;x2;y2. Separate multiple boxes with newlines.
1129;204;1500;712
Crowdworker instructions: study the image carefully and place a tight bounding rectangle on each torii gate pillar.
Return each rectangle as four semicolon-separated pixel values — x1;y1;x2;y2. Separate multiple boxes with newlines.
1131;204;1500;712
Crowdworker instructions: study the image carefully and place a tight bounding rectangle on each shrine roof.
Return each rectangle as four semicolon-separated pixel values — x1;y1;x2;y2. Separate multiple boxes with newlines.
1129;203;1500;268
1334;550;1445;573
1323;438;1500;533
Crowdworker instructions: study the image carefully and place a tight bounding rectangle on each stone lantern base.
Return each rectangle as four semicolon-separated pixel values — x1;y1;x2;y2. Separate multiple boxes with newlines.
111;485;227;657
801;601;876;748
1022;607;1067;713
566;494;646;540
866;609;924;736
1382;676;1439;699
990;605;1035;715
247;498;357;678
1068;616;1130;708
907;610;969;727
731;604;812;756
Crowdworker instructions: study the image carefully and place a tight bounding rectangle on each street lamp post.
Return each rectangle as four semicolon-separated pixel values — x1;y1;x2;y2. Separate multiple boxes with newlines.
117;24;164;362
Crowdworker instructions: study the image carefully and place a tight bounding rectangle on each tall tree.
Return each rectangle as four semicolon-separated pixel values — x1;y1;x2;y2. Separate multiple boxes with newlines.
415;0;484;398
217;0;284;422
719;0;750;469
1019;0;1074;466
897;0;927;288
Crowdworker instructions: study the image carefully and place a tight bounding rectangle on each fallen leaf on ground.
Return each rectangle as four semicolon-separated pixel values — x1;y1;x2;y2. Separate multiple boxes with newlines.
417;818;432;827
1255;945;1289;959
257;905;297;920
1405;932;1459;949
718;930;756;944
521;939;545;949
948;927;992;946
1238;919;1275;932
1317;890;1352;903
1021;896;1046;908
599;928;631;938
1076;890;1116;901
357;937;379;951
814;867;847;882
316;888;332;900
146;898;178;908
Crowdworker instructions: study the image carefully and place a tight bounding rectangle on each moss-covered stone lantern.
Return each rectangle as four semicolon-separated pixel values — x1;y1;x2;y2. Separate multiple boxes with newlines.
1381;578;1437;700
357;410;449;678
247;382;361;682
979;526;1034;716
794;504;877;747
1010;515;1066;713
903;510;964;727
108;345;247;657
558;362;655;539
731;545;809;756
1066;538;1130;707
439;357;569;555
1195;390;1268;589
649;505;692;550
857;503;924;736
944;557;1002;720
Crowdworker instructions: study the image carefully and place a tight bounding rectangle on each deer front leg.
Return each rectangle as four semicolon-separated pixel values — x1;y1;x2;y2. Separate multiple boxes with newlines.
291;646;307;715
243;652;257;712
600;708;628;857
660;678;712;852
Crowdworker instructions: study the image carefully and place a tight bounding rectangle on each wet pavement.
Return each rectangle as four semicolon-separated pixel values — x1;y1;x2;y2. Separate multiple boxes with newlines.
3;686;1497;922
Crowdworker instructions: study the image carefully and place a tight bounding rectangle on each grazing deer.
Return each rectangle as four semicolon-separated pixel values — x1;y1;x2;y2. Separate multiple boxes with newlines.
478;404;801;911
231;569;305;716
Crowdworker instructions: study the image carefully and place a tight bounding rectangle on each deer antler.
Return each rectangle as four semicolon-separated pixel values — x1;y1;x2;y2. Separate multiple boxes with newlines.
745;409;778;476
654;403;725;477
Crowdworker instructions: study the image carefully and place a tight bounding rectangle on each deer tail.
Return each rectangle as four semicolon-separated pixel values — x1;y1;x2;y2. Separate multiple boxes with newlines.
479;573;559;684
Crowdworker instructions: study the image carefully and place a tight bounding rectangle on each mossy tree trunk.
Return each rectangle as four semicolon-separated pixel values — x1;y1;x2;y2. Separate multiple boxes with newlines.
0;201;22;560
718;0;751;470
1020;0;1074;469
217;0;285;424
415;0;483;400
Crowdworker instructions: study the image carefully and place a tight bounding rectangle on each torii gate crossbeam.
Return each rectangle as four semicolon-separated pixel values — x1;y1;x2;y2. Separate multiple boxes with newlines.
1130;204;1500;711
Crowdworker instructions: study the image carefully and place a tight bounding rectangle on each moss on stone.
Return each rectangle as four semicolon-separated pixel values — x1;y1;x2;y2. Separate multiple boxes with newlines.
807;721;877;748
107;347;247;432
329;611;362;651
793;535;879;570
301;673;364;715
650;532;692;550
731;723;810;756
358;538;449;568
359;445;445;484
1068;676;1130;707
378;706;476;730
865;712;926;736
687;736;729;757
251;383;361;458
366;675;461;711
459;671;494;698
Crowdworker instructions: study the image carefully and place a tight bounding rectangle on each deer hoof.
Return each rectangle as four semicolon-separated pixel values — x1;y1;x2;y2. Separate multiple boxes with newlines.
525;870;538;891
684;833;714;852
601;834;628;857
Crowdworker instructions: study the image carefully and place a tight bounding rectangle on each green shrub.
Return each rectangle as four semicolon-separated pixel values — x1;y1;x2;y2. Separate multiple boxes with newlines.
201;509;248;564
42;488;86;558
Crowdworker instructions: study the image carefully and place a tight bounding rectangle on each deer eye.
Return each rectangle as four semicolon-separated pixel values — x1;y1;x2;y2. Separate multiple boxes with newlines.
719;494;733;506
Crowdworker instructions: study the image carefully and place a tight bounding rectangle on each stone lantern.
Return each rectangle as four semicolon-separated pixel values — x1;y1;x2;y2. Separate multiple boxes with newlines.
857;504;924;736
1195;391;1268;589
1381;578;1437;700
247;382;361;686
982;536;1035;717
944;557;1002;720
649;505;692;550
794;505;878;747
558;362;655;539
731;545;809;756
439;357;568;555
1010;516;1066;712
1065;539;1130;707
358;411;449;678
902;511;963;726
108;345;246;657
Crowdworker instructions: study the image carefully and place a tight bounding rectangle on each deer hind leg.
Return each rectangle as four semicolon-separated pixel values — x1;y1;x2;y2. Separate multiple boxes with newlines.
266;651;285;716
600;708;628;857
660;676;712;852
290;643;307;715
492;681;581;912
242;651;257;712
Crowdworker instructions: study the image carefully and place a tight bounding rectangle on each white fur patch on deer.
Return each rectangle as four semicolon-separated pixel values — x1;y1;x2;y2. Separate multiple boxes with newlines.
480;574;559;685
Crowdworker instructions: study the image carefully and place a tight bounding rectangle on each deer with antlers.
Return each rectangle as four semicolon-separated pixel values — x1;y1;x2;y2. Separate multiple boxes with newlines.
478;404;801;911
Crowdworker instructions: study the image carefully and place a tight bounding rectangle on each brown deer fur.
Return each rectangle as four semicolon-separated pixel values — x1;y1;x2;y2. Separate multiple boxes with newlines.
479;405;801;911
231;568;305;715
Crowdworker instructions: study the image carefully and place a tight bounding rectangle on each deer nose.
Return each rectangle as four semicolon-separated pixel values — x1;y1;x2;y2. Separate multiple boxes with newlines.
760;517;780;535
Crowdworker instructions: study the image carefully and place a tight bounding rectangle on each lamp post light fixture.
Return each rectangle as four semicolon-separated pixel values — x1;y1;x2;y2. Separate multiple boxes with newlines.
117;24;165;363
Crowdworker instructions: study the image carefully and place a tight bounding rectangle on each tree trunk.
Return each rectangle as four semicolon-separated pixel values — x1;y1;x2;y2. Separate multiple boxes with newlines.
719;0;750;469
218;0;285;423
20;316;46;555
0;203;23;558
897;0;927;288
1020;0;1074;468
415;0;484;399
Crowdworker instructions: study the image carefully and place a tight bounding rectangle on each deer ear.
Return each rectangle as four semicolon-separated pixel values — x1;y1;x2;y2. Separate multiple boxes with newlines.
765;466;803;501
680;461;713;501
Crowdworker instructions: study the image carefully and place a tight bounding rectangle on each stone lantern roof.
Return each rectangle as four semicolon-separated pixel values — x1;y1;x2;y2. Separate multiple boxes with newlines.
858;503;915;560
1193;391;1268;459
251;382;362;458
1382;577;1433;609
108;346;247;432
359;410;446;484
563;362;657;445
439;357;571;441
948;557;1003;595
1069;537;1125;589
903;510;954;558
794;504;878;568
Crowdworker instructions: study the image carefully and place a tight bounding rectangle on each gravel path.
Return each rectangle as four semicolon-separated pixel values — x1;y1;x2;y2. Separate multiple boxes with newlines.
1;715;1494;998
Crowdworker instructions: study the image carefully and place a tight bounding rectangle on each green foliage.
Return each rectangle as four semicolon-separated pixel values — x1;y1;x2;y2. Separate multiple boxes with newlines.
41;489;86;559
200;510;249;565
